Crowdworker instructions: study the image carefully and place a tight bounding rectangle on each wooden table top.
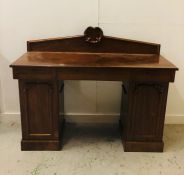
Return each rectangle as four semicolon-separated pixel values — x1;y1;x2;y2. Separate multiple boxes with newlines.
10;52;178;70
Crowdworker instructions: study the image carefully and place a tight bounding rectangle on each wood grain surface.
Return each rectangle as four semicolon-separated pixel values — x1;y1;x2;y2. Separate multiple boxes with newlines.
10;52;177;70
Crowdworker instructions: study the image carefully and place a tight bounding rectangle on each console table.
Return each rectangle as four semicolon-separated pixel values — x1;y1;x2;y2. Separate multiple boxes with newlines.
10;27;178;152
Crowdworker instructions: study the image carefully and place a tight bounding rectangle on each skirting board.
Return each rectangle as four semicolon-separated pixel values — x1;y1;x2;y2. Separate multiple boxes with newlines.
0;113;184;124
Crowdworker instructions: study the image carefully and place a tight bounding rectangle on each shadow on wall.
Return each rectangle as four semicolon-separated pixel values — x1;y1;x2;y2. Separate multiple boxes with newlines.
0;53;20;114
64;80;122;115
64;80;97;114
0;79;2;113
166;81;184;117
0;54;4;114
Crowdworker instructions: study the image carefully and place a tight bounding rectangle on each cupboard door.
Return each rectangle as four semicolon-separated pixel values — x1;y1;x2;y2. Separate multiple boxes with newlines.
19;81;59;140
128;82;169;141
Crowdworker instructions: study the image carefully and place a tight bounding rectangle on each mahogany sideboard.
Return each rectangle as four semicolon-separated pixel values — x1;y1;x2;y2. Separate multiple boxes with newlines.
10;27;178;152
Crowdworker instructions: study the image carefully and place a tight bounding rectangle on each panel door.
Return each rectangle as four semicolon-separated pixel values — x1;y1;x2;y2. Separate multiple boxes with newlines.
19;81;60;140
127;82;169;141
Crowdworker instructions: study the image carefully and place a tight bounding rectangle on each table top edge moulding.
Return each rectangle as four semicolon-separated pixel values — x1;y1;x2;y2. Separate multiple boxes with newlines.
10;52;178;70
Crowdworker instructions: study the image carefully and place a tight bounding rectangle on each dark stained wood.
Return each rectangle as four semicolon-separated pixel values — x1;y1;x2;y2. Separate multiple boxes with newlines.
122;140;164;152
13;67;56;80
12;67;176;85
10;28;178;152
27;36;160;54
19;80;64;150
11;52;178;68
21;140;62;151
120;82;169;152
10;52;177;83
84;26;104;44
56;67;176;82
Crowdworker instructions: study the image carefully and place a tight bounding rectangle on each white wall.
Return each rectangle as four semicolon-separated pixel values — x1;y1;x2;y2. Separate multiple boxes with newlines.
0;0;184;122
99;0;184;117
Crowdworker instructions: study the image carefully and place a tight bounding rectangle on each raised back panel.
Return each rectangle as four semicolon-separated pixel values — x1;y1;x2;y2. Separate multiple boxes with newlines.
27;36;160;55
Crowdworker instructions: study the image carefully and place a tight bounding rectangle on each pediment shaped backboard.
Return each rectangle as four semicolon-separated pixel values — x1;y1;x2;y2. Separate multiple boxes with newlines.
27;27;160;55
